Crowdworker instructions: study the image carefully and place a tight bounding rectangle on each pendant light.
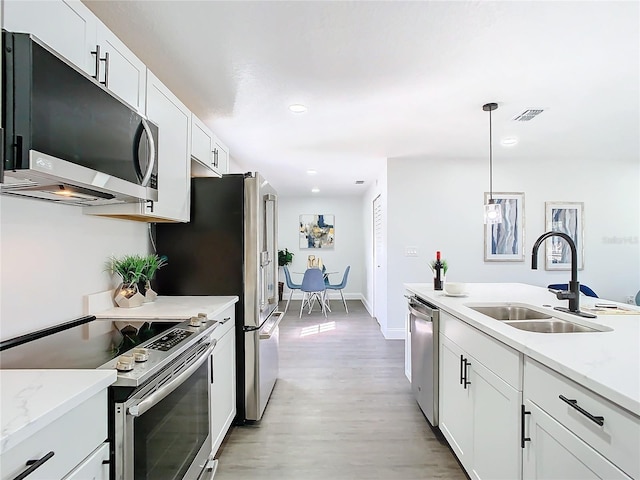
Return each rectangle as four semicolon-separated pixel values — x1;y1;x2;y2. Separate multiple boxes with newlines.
483;102;502;224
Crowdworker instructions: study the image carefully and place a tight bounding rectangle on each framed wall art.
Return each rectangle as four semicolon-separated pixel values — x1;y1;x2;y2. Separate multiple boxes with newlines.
484;192;525;262
299;214;335;249
545;202;584;270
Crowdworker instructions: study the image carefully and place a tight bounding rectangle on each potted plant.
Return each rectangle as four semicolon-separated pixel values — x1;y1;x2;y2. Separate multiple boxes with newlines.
277;248;294;301
107;254;168;307
140;254;168;303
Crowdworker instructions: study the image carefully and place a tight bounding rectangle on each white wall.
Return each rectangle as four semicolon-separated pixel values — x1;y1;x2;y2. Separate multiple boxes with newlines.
0;196;148;340
362;168;391;335
377;154;640;339
277;195;364;302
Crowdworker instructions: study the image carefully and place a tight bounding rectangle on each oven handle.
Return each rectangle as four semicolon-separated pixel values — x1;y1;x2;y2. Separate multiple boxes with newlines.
128;341;216;417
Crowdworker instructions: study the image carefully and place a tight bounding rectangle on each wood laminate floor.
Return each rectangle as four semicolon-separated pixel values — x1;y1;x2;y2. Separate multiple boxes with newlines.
214;300;467;480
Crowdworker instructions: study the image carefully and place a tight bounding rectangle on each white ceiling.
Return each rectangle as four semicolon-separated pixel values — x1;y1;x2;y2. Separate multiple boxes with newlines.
82;1;639;197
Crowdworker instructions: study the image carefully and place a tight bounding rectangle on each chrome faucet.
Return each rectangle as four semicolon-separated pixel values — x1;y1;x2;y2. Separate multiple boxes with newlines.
531;231;596;318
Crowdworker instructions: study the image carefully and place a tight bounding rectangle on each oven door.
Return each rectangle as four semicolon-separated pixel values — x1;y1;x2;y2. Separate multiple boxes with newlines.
114;341;216;480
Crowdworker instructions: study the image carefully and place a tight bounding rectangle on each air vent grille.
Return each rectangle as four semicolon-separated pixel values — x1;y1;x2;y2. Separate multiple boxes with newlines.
513;109;544;122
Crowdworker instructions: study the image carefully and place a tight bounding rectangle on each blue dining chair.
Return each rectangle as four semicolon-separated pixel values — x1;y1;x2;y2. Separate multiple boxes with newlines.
282;265;302;315
547;283;598;298
299;268;328;318
326;266;350;313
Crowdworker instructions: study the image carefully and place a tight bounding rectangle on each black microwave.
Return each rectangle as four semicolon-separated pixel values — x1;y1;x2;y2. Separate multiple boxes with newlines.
1;31;158;206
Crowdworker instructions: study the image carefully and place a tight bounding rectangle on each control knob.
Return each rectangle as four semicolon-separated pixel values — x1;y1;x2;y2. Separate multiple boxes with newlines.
115;354;135;372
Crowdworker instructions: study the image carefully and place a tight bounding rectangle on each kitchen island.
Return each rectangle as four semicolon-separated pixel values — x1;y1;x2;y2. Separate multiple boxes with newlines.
405;282;640;480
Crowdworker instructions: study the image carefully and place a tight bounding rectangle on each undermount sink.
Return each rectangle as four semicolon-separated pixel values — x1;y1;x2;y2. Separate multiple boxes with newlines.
503;319;599;333
466;303;612;334
468;305;552;321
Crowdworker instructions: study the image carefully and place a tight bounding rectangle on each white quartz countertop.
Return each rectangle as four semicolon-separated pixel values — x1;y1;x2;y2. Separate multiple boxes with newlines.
404;282;640;415
94;295;238;320
1;296;238;456
0;369;116;455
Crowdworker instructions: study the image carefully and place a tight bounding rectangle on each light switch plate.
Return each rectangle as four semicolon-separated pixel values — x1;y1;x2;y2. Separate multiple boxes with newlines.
405;246;418;257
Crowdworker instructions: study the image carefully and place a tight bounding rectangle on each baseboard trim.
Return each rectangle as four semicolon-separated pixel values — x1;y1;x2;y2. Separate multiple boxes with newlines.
381;327;404;340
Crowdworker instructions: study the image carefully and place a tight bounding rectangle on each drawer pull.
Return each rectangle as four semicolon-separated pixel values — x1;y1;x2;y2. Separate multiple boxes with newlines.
559;394;605;426
13;451;55;480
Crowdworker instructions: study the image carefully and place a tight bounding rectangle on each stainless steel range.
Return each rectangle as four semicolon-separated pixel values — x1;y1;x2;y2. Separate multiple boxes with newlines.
0;315;221;480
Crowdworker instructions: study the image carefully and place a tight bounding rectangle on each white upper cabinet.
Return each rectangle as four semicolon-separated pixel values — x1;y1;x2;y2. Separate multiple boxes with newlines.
213;135;230;175
191;114;221;177
3;0;146;113
3;0;96;76
95;21;147;113
85;71;191;222
191;114;230;177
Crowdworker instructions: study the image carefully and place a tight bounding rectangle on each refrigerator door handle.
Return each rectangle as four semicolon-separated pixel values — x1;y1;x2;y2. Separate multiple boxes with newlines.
259;311;283;339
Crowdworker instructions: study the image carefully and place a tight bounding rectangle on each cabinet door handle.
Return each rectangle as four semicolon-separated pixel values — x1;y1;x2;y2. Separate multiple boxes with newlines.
463;358;471;389
220;316;231;325
521;405;531;448
13;451;55;480
213;148;219;168
459;354;464;385
91;45;101;81
100;51;110;87
558;395;605;426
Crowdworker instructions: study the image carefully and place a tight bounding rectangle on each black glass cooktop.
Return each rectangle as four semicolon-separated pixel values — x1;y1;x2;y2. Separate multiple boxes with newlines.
0;316;179;369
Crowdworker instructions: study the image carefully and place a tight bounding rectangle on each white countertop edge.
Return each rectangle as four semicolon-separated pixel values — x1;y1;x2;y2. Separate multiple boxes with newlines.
94;295;239;320
0;369;117;455
404;283;640;416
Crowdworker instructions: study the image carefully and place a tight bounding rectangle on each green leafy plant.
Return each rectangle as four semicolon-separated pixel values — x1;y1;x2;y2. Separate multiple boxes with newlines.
429;259;448;275
278;248;294;267
107;254;168;287
143;254;168;281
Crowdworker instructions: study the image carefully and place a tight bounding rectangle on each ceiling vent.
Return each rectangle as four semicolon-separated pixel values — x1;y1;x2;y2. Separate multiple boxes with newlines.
512;109;544;122
355;180;365;185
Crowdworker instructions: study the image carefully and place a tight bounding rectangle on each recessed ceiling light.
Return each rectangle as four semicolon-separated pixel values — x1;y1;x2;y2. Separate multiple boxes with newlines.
307;169;317;175
289;104;308;113
501;136;519;146
311;187;320;193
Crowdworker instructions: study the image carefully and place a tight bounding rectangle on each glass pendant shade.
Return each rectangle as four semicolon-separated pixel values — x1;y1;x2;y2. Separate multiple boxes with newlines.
484;200;502;225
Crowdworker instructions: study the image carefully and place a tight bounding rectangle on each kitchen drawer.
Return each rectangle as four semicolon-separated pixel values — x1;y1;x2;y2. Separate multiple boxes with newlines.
62;442;109;480
524;357;640;479
440;310;521;388
1;390;108;480
209;306;235;342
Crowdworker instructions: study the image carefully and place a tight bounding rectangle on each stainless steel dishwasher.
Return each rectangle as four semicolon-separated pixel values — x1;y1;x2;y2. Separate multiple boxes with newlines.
408;295;440;427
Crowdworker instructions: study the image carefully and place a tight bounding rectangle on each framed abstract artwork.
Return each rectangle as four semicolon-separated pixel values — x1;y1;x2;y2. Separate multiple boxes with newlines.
484;192;525;262
299;214;335;249
545;202;584;270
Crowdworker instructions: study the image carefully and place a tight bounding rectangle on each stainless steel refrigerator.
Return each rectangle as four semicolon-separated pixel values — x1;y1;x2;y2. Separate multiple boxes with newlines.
154;173;282;423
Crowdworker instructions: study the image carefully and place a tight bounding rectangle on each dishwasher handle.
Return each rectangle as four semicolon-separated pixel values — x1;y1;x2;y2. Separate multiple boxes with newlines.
408;304;435;322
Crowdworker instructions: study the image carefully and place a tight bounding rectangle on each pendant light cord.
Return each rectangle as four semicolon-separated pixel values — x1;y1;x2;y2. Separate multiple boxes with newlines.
489;107;493;201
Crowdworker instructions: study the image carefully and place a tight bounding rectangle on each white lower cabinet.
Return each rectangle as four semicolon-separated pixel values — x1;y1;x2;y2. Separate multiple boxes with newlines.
210;309;237;456
523;357;639;480
522;401;631;480
0;390;108;480
439;311;522;480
